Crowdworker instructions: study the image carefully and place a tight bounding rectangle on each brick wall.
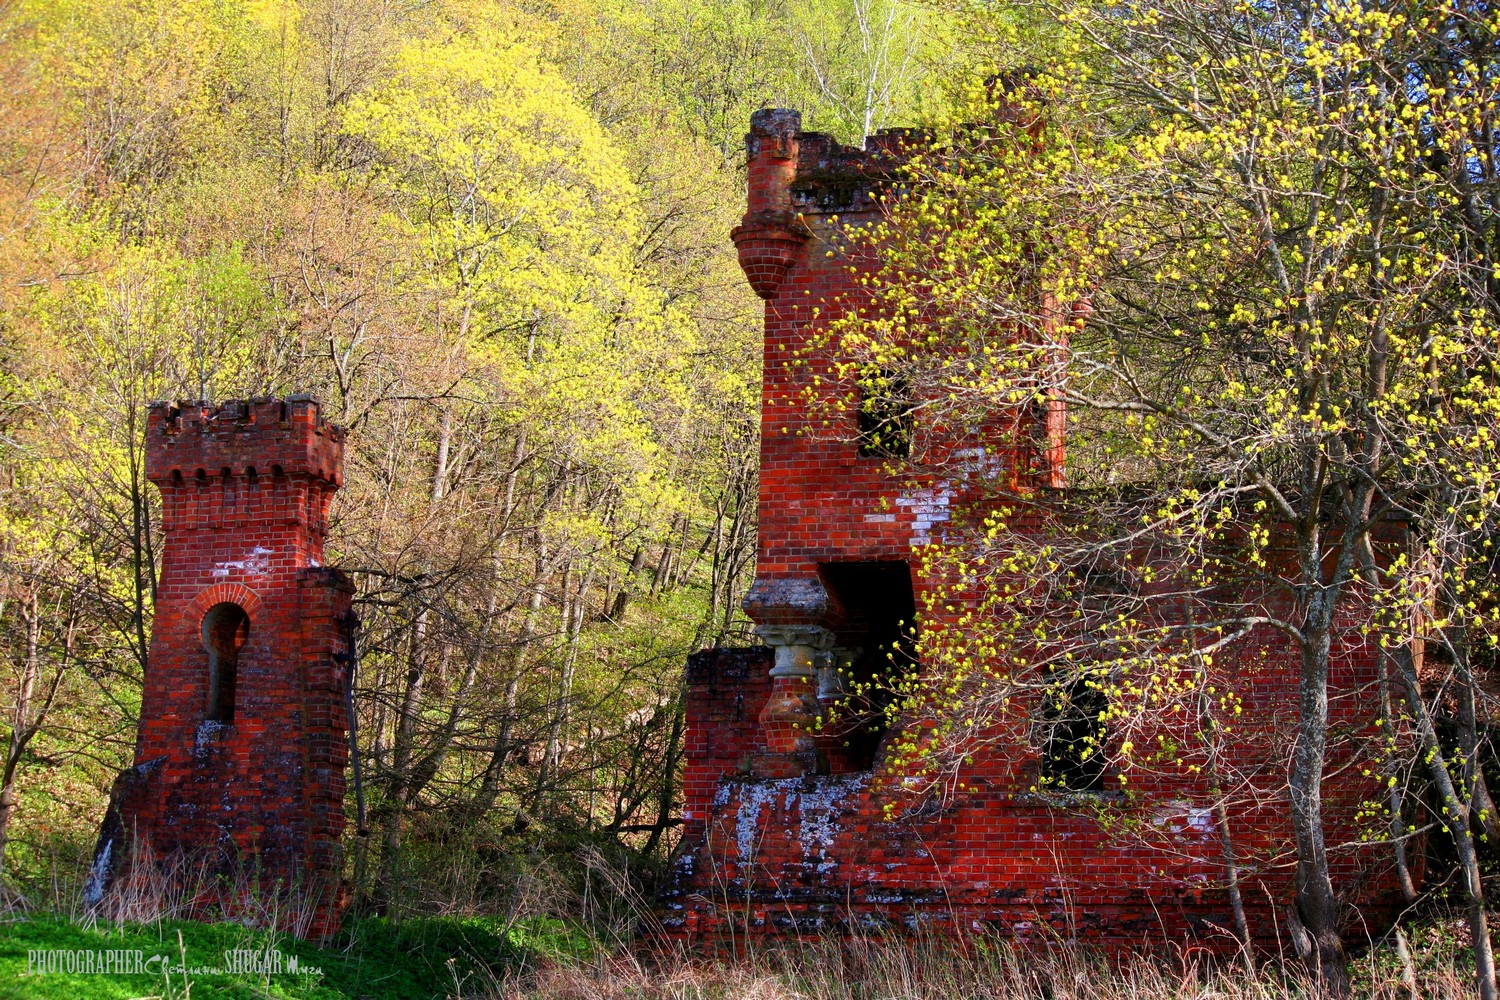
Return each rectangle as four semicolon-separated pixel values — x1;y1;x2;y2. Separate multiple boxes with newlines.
89;396;353;940
660;111;1410;951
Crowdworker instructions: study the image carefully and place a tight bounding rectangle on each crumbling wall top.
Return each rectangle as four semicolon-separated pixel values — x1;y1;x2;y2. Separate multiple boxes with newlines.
744;108;931;220
145;396;345;485
736;109;933;299
787;128;929;217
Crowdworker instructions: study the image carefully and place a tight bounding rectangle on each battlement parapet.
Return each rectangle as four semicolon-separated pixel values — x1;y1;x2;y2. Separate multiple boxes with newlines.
146;397;345;486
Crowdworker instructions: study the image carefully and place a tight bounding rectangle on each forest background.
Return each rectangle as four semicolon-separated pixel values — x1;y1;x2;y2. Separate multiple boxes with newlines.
0;0;959;918
5;0;1500;997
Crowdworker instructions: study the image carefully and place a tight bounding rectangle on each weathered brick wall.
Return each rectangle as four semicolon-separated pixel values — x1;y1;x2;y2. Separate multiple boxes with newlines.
660;110;1409;950
665;634;1402;947
740;117;1056;596
89;396;353;940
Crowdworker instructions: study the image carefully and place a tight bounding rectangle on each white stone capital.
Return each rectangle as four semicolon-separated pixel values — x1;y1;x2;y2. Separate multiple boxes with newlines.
753;624;835;679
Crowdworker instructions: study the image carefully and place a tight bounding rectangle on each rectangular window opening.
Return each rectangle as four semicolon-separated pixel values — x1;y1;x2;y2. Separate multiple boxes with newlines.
857;370;914;459
1038;672;1108;792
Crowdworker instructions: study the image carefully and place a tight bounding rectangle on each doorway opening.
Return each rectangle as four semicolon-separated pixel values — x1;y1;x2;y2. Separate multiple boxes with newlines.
818;561;917;771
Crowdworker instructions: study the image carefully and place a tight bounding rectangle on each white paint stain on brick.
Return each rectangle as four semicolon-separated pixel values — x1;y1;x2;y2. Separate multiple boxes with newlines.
212;545;273;579
1187;807;1216;836
726;774;869;864
82;838;111;908
891;448;1005;546
1152;799;1216;842
894;486;952;545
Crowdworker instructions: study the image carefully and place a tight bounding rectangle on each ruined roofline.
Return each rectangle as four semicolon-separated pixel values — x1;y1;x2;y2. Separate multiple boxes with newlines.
735;109;934;300
744;108;932;221
145;396;345;486
746;90;1045;222
747;108;932;172
735;103;1037;298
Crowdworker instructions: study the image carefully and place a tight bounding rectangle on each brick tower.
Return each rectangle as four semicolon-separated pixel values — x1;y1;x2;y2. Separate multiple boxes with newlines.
733;108;1064;778
88;396;354;939
660;111;1405;948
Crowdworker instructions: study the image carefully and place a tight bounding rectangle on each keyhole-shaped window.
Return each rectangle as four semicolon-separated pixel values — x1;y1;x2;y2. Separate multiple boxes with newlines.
202;603;249;722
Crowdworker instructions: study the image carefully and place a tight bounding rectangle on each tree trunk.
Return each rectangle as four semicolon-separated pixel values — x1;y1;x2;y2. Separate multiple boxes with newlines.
474;541;550;814
0;599;69;879
0;605;40;878
404;553;504;800
1196;681;1253;972
1362;525;1499;1000
1380;646;1420;903
609;547;646;620
1288;590;1348;996
542;560;593;794
1449;626;1500;848
1395;643;1498;1000
641;694;686;859
431;408;452;504
378;608;428;900
127;401;155;679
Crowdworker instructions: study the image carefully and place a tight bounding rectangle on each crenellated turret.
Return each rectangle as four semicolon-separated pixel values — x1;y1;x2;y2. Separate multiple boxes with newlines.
90;395;353;940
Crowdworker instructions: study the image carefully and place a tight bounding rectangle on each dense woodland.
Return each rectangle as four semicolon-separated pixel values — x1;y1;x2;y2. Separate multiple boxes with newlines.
4;0;1500;996
0;0;951;913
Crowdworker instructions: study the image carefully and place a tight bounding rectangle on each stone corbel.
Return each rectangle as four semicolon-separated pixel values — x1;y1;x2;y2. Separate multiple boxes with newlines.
751;623;834;765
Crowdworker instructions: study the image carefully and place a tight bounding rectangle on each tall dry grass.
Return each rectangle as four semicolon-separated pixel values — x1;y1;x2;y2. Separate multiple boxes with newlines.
499;847;1482;1000
13;832;1488;999
71;836;339;938
498;931;1480;1000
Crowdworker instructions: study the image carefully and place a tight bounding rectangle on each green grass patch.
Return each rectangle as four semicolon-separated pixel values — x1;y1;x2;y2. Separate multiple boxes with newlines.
0;912;597;999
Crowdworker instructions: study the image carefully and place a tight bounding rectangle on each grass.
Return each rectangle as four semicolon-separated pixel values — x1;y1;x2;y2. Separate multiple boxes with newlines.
0;906;1487;999
0;911;596;999
512;930;1482;1000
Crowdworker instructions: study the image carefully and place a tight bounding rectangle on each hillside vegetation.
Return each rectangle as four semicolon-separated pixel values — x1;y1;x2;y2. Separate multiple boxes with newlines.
0;0;948;915
5;0;1500;997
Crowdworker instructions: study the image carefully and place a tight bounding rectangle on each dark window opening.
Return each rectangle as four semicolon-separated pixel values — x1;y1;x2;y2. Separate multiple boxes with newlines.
857;369;913;459
819;561;918;771
1027;397;1052;467
202;602;249;722
1039;673;1108;791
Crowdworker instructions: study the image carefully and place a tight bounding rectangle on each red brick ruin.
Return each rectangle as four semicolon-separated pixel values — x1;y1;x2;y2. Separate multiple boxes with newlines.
88;397;353;940
660;110;1408;948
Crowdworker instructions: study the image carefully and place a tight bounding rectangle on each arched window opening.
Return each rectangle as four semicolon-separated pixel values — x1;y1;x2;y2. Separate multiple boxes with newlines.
202;603;249;723
1039;673;1108;792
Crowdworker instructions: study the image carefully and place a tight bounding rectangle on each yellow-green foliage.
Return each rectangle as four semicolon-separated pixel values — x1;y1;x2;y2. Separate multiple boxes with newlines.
0;0;948;908
801;1;1500;959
